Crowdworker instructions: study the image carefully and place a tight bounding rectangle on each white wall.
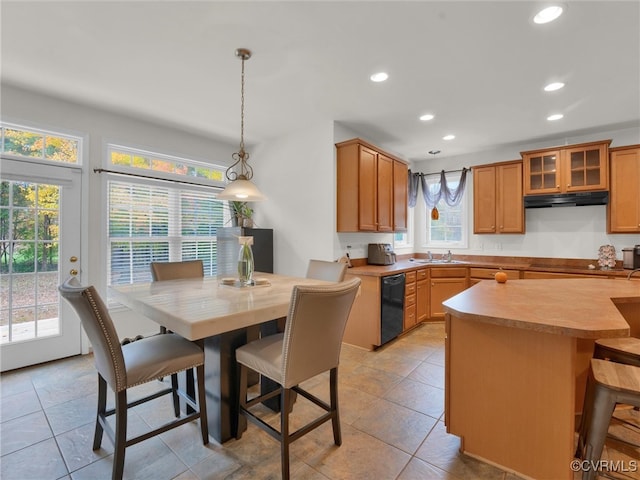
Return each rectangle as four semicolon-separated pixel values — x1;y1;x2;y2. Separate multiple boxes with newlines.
410;125;640;261
251;121;336;277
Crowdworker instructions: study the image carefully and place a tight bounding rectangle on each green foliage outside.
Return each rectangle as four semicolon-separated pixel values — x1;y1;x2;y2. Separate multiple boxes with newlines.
0;181;60;274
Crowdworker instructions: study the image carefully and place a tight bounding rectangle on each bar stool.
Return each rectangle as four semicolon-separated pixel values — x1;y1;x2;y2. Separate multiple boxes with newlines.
594;337;640;367
575;359;640;480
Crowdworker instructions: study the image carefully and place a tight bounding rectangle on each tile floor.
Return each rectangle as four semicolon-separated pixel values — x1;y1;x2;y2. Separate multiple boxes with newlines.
1;322;638;480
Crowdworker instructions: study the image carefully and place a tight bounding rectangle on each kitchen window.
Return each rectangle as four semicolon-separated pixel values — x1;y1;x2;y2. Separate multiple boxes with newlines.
424;173;468;248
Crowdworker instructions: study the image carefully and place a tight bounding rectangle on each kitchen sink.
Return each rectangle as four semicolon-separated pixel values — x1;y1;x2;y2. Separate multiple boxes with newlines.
410;258;467;264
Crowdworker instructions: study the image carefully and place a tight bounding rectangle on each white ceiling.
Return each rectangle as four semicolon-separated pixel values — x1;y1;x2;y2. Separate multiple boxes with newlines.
2;1;639;162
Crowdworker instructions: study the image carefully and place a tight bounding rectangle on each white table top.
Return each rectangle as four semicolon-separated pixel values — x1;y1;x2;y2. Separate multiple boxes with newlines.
109;272;328;340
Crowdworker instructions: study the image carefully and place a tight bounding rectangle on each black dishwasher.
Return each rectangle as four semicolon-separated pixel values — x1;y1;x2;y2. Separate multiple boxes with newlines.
380;273;405;345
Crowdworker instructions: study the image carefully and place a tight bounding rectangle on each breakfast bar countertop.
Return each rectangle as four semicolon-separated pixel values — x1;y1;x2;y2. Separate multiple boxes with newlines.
442;278;639;338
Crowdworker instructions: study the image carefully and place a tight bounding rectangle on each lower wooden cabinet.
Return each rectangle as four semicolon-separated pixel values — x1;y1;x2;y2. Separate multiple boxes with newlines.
416;270;429;322
429;268;468;320
404;271;417;330
469;267;521;285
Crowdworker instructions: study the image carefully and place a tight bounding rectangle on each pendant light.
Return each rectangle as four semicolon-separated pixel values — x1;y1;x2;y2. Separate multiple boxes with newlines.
217;48;267;201
428;150;440;220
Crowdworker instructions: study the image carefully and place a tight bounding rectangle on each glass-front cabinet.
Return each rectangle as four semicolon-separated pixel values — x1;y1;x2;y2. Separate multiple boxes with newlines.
522;140;610;195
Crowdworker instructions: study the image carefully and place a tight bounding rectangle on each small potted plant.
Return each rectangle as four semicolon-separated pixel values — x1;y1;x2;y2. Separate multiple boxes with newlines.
229;201;254;227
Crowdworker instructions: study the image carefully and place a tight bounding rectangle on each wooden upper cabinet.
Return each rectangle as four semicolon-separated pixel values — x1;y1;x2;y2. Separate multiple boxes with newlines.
376;154;394;232
473;160;524;234
336;138;408;232
393;160;408;232
608;145;640;233
358;146;378;231
522;140;610;195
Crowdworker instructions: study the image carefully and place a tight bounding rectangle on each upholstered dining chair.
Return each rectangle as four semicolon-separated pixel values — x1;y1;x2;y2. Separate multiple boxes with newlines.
150;260;204;331
150;259;204;283
59;277;209;480
306;259;348;282
150;260;205;403
235;277;361;480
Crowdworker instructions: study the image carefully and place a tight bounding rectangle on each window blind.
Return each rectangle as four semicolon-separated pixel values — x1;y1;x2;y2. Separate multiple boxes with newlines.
107;180;227;286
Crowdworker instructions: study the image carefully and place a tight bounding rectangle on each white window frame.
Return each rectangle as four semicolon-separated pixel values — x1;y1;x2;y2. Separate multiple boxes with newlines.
0;122;83;167
103;144;232;296
423;173;469;249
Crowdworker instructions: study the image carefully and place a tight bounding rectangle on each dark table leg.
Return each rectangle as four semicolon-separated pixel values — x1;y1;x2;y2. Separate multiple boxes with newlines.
203;328;248;443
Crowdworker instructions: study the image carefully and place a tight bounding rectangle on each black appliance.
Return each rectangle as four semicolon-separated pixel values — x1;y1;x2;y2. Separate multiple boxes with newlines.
523;191;609;208
380;273;405;345
216;227;273;277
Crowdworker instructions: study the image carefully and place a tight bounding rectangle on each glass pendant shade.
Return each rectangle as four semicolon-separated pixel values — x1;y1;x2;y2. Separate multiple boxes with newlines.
217;178;266;201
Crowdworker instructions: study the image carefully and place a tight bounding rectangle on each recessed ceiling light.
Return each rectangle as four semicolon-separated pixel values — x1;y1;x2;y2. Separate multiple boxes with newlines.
419;113;435;121
547;113;564;121
534;5;563;24
544;82;565;92
443;134;455;141
370;72;388;82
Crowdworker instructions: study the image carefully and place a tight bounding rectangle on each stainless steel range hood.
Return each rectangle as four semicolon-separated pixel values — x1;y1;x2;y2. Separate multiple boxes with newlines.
523;191;609;208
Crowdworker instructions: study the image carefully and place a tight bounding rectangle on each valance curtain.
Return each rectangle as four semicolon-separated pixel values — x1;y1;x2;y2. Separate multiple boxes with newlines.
407;168;469;209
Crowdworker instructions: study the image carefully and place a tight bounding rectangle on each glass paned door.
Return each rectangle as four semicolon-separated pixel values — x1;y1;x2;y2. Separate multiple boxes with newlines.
1;158;82;371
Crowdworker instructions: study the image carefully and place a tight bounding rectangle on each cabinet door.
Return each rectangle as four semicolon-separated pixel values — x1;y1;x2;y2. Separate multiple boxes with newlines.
430;278;467;320
609;147;640;233
523;151;561;194
358;146;378;231
473;165;497;233
376;154;394;232
393;160;408;232
564;143;608;192
497;162;524;233
416;279;429;322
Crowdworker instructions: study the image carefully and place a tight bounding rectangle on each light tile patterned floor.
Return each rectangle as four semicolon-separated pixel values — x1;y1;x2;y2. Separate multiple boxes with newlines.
1;322;638;479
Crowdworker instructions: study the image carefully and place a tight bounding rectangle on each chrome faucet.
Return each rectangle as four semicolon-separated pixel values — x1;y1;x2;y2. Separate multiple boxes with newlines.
627;268;640;280
442;250;452;262
427;251;433;261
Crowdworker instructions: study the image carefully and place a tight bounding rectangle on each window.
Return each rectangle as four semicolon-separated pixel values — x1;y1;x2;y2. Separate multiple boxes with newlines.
424;173;468;248
1;124;81;164
393;213;413;249
106;146;229;287
108;144;225;183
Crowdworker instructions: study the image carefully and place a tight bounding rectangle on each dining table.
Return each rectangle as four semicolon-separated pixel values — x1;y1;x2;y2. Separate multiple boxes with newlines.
109;272;329;443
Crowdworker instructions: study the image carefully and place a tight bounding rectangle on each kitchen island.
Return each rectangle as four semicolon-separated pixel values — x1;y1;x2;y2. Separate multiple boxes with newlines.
442;278;639;480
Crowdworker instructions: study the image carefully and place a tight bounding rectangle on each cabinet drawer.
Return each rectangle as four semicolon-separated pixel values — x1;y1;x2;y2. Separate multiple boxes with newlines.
430;267;467;278
406;271;417;283
405;281;417;296
405;293;416;306
417;269;428;281
404;304;417;330
469;268;520;280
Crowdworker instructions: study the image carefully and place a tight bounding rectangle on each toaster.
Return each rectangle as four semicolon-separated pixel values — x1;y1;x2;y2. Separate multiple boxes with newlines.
368;243;397;265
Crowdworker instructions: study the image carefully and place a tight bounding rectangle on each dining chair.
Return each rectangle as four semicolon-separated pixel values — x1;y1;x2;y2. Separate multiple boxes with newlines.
235;277;361;480
150;259;204;283
150;259;205;408
151;260;204;335
306;259;348;282
59;276;209;480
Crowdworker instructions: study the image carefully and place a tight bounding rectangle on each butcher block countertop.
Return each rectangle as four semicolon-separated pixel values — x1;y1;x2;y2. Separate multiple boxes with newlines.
442;278;639;339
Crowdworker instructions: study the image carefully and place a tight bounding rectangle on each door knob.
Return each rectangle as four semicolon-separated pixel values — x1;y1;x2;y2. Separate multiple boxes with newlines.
70;256;78;262
69;269;78;276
